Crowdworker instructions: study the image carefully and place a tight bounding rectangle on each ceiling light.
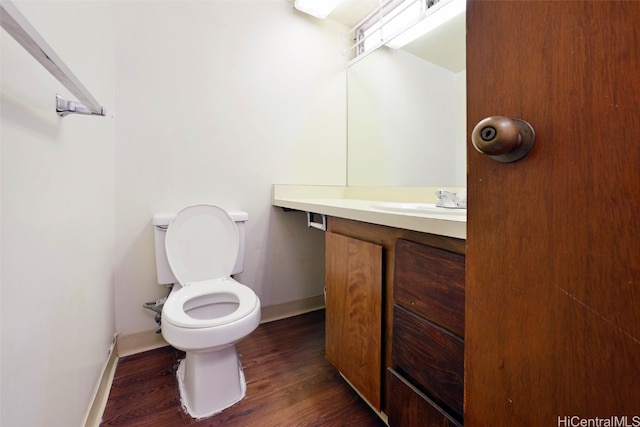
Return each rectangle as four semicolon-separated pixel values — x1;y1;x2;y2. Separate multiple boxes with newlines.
294;0;343;19
386;0;465;49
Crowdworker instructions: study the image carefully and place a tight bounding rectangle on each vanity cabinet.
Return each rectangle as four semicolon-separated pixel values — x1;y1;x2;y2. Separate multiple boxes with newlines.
324;217;465;418
389;239;464;426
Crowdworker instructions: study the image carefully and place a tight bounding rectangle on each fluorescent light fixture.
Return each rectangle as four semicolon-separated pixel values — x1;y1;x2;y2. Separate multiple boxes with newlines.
386;0;466;49
294;0;342;19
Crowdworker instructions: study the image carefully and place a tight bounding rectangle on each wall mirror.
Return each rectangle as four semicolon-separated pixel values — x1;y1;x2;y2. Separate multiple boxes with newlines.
346;11;466;187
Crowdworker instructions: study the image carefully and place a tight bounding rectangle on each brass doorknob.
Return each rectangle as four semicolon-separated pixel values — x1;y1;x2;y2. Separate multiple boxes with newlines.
471;116;535;162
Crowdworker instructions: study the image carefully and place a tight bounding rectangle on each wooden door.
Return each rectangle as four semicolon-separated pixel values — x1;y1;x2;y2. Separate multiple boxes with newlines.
325;231;382;410
466;1;640;426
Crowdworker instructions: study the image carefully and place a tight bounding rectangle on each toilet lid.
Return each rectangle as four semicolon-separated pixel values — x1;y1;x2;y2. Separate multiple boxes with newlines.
165;205;239;285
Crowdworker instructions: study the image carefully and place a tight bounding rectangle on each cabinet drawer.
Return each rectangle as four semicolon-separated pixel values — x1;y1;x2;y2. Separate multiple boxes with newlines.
393;306;464;421
394;239;465;337
387;368;462;427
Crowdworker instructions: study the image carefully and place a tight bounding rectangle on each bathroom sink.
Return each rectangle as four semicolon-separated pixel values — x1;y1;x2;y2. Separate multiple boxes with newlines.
371;202;467;216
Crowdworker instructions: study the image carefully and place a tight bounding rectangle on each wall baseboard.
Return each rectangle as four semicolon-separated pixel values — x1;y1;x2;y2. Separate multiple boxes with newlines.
260;294;325;324
114;294;326;358
116;329;168;358
83;295;325;426
82;337;119;427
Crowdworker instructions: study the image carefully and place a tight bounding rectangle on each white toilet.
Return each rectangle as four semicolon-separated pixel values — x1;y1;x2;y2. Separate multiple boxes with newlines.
152;204;261;419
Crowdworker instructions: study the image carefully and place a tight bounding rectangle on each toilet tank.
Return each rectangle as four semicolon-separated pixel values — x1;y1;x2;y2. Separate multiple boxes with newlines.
152;209;248;285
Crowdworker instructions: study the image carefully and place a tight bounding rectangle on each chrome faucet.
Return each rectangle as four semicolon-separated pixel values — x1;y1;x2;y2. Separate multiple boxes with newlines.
436;189;467;209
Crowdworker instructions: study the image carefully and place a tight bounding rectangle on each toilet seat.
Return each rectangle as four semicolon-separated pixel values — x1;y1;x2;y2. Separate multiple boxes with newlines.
163;204;258;330
165;204;239;284
163;278;259;329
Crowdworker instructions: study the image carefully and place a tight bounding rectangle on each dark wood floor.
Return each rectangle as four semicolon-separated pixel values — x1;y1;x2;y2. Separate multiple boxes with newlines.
101;309;386;426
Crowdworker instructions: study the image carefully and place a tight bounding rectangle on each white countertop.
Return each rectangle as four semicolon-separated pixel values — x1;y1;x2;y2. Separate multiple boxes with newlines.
272;185;466;240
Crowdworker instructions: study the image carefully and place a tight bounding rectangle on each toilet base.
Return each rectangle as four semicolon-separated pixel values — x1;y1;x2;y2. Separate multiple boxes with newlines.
176;345;246;419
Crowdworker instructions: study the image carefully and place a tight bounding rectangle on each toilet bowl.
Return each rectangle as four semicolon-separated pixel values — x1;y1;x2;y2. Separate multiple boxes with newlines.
153;204;261;419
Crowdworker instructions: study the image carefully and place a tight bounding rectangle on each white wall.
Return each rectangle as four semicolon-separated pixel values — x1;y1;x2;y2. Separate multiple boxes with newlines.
1;2;115;426
112;1;348;335
1;0;348;425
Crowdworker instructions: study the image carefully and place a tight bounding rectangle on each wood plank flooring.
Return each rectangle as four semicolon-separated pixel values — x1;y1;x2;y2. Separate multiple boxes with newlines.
101;309;386;426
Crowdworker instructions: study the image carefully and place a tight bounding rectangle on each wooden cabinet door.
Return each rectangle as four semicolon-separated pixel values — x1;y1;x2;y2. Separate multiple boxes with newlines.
325;231;382;410
466;1;640;425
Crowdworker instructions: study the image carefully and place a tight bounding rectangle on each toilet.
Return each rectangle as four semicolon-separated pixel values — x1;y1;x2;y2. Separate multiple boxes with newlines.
152;204;261;419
